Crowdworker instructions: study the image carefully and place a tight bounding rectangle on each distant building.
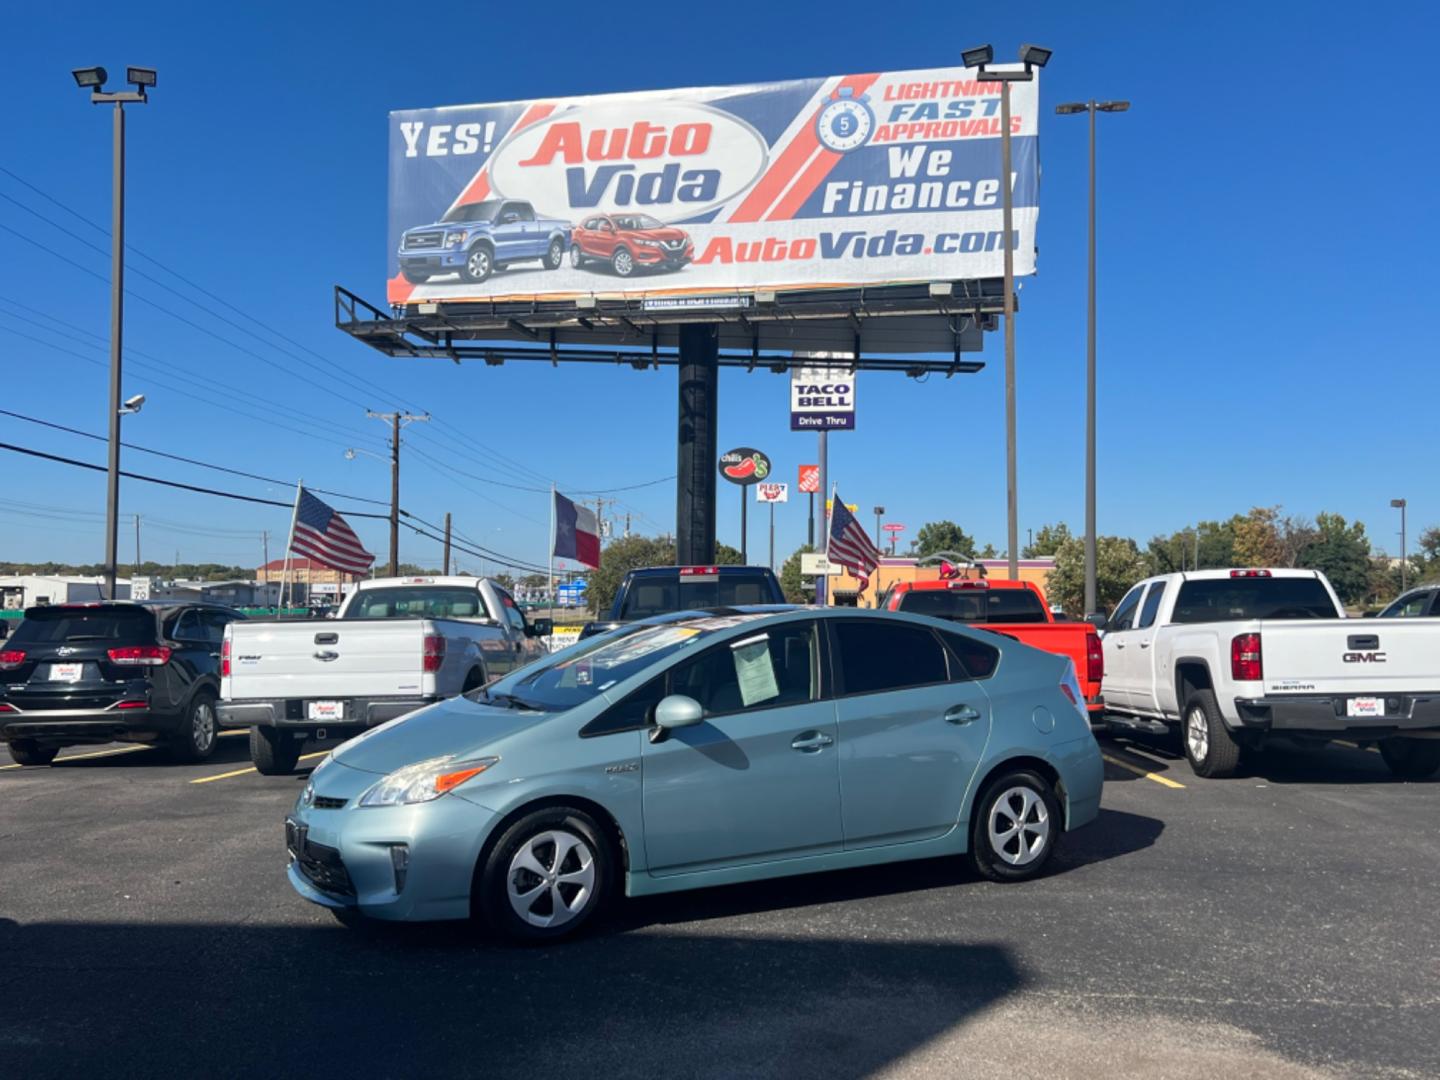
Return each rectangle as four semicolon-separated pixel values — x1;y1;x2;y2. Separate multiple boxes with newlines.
255;559;360;605
130;577;280;607
0;575;132;610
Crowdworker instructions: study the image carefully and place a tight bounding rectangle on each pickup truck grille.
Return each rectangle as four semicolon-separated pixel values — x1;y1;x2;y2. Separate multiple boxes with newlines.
405;230;444;251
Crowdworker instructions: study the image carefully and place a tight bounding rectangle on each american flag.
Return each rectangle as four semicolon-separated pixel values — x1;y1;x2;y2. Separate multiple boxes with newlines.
827;493;881;587
289;487;375;575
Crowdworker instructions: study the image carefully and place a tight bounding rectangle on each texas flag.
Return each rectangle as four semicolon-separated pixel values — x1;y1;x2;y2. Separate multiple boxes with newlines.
553;490;601;569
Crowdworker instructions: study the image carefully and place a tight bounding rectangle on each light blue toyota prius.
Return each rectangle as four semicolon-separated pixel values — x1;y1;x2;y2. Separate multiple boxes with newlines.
285;606;1103;941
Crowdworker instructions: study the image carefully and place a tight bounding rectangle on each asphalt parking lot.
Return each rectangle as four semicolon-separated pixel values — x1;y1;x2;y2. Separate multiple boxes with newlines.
2;732;1436;1080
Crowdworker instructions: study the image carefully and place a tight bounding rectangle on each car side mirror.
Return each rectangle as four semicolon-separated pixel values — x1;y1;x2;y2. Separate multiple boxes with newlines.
649;694;703;743
528;618;553;637
1084;612;1108;631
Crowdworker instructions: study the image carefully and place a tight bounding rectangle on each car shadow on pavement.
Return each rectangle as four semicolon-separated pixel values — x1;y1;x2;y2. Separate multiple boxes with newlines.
1235;741;1434;785
0;916;1024;1080
40;738;254;769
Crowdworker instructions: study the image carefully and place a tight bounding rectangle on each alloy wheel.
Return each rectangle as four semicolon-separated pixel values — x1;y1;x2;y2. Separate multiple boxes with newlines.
548;239;564;267
192;700;216;754
614;250;633;276
987;786;1050;867
570;245;583;268
468;248;490;279
506;829;596;929
1186;706;1209;763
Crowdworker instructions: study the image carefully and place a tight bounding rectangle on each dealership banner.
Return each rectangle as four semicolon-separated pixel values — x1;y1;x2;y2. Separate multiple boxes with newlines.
387;66;1040;305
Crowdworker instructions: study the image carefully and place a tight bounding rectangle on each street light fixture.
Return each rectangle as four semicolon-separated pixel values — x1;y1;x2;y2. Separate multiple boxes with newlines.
73;63;154;599
1055;97;1131;616
964;43;1052;581
1391;498;1408;591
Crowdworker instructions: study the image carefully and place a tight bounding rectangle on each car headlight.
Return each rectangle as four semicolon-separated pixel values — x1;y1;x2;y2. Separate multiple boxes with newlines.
635;238;661;248
358;755;499;807
445;230;469;248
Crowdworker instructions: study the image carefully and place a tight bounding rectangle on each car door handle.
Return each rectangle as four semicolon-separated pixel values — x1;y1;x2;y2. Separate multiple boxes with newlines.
1139;641;1151;649
1115;641;1126;649
313;650;339;662
790;731;834;752
945;705;982;725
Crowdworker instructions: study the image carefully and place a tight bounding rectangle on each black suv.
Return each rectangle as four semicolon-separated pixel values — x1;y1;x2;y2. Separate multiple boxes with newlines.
0;602;245;766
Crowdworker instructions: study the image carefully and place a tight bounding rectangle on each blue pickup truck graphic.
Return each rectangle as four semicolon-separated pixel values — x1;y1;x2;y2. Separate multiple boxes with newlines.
398;199;571;284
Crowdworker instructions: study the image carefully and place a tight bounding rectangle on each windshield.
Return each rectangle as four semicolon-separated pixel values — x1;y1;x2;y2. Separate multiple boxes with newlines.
618;572;776;619
897;587;1049;624
440;201;500;224
1172;577;1339;622
613;214;665;231
502;621;714;711
345;587;487;620
9;607;156;644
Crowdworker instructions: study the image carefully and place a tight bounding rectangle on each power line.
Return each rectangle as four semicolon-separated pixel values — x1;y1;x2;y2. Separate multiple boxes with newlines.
0;408;390;508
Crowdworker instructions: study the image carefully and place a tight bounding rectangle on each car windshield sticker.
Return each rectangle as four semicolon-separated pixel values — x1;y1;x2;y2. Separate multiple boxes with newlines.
732;635;779;707
590;625;703;668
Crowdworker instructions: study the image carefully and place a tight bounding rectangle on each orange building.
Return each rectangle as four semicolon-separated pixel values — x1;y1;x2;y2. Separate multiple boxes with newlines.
828;556;1056;608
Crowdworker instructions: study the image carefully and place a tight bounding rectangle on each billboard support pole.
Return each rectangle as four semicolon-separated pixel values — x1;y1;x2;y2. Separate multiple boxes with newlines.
676;324;717;567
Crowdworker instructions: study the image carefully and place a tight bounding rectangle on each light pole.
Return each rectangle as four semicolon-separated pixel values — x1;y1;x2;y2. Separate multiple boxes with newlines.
1056;98;1129;615
873;506;885;550
73;65;154;598
964;44;1052;581
1391;499;1408;591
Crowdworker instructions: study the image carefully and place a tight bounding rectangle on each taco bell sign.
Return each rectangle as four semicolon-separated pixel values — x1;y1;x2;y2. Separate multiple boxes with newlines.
790;364;856;431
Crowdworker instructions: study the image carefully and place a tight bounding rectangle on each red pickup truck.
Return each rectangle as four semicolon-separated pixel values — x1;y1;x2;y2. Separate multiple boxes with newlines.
880;576;1105;720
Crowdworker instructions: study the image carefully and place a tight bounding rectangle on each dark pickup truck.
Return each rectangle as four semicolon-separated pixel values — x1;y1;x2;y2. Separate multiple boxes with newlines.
580;565;787;639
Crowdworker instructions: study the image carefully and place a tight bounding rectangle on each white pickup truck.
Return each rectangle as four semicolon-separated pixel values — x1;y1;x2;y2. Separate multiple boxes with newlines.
1097;568;1440;779
218;576;551;774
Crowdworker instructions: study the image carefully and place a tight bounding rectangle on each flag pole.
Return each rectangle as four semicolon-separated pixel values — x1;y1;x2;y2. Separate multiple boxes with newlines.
281;480;301;614
548;484;556;615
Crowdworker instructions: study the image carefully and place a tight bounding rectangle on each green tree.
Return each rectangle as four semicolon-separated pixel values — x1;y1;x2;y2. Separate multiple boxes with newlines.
715;543;743;565
1298;512;1371;606
1231;506;1285;568
977;542;999;559
491;572;516;591
586;535;675;616
1146;519;1236;575
1049;535;1147;615
779;544;816;603
914;520;976;559
1023;523;1071;559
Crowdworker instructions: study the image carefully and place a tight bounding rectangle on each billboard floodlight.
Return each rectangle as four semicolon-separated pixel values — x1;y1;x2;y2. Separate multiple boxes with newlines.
1098;101;1131;112
72;66;107;89
1055;103;1087;114
1018;44;1053;68
127;67;157;89
961;45;994;68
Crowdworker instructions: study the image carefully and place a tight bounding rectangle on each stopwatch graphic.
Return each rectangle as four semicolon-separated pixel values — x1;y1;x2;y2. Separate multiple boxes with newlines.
815;87;875;153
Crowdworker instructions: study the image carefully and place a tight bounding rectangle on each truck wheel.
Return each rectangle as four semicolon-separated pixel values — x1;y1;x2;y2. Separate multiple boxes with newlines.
612;247;635;277
462;668;487;695
167;692;219;763
569;245;585;269
970;768;1061;882
545;237;565;270
463;245;494;283
1379;737;1440;780
476;806;613;942
250;726;302;776
7;739;58;767
401;269;428;285
1182;689;1241;778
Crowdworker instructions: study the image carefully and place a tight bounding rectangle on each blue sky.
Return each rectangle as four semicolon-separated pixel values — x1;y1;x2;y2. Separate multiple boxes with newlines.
2;0;1435;575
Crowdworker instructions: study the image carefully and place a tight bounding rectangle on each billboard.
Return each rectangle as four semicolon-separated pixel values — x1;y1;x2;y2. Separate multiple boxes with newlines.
388;67;1039;306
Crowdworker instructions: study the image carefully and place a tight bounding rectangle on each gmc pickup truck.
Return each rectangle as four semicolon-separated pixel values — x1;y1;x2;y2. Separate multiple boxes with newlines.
880;576;1105;720
1097;568;1440;779
218;577;551;774
579;565;787;640
398;199;570;284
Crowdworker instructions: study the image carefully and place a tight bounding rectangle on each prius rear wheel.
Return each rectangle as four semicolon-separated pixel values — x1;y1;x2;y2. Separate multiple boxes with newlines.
971;769;1060;882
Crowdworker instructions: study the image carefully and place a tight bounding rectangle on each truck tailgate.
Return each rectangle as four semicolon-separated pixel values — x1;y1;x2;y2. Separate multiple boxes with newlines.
1260;619;1440;696
225;620;427;700
981;622;1101;695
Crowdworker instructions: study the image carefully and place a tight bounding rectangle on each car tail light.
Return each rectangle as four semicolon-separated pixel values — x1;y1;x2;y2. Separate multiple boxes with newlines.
221;637;231;678
680;566;719;577
107;645;172;666
1231;633;1263;681
422;634;446;673
946;580;989;590
117;700;147;710
1230;569;1272;578
0;650;26;670
1086;632;1104;684
1059;682;1079;706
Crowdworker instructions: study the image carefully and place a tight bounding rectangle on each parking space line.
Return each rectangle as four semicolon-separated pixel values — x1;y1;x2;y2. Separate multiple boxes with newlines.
2;744;154;771
190;750;328;785
1102;752;1186;789
1334;740;1379;753
218;730;247;738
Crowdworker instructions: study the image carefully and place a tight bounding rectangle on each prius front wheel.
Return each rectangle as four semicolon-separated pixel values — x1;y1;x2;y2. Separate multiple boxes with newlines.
477;807;613;942
971;769;1060;882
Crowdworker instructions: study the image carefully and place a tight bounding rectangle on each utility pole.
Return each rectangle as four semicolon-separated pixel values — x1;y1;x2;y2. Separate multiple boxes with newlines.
624;512;631;539
366;409;430;577
443;512;452;576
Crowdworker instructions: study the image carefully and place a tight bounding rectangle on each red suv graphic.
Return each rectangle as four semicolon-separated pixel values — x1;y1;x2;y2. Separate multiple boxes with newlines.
569;213;694;277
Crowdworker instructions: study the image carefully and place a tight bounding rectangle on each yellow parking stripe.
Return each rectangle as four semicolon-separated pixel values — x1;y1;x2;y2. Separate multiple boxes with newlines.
1102;752;1186;789
1334;739;1379;753
1;743;153;771
218;729;247;738
190;750;328;785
